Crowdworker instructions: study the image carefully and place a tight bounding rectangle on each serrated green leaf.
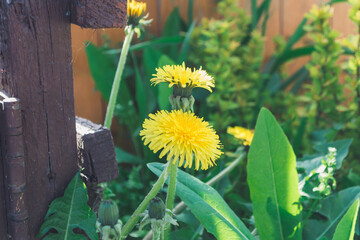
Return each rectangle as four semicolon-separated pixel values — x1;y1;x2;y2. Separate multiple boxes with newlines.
304;187;360;240
247;108;302;240
37;172;98;240
332;199;359;240
147;162;255;240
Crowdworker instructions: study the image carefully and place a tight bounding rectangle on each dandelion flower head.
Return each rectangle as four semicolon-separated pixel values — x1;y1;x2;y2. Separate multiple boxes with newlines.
127;0;147;19
150;62;215;93
227;126;254;146
140;110;222;170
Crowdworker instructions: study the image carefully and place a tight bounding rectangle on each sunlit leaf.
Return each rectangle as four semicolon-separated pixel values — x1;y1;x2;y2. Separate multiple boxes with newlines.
248;108;302;240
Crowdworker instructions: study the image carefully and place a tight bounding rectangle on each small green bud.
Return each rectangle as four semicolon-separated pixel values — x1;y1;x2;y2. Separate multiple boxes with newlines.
148;197;165;220
98;200;119;227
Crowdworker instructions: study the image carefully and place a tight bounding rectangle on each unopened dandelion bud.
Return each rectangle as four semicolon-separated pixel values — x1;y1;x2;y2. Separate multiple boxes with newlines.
169;95;195;112
98;200;119;227
148;197;166;220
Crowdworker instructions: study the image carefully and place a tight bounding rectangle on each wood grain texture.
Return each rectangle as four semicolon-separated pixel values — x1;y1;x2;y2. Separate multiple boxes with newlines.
0;0;78;238
76;117;118;183
0;96;29;239
71;0;127;28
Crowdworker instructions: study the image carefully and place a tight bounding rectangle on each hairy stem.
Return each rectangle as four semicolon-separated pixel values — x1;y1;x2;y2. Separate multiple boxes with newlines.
104;26;134;129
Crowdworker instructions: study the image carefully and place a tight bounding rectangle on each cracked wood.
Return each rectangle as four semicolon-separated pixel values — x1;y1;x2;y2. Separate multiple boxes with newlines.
71;0;127;28
0;0;77;238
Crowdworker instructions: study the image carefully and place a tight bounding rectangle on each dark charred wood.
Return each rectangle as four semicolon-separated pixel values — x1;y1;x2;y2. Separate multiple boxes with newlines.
76;117;118;183
71;0;127;28
0;92;29;239
0;1;78;238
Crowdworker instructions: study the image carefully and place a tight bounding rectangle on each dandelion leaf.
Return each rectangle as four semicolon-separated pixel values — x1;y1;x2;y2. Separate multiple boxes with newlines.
36;172;98;240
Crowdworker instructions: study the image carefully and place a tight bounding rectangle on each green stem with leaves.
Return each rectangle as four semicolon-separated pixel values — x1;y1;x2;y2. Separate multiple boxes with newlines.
142;150;246;240
104;25;134;129
121;162;170;239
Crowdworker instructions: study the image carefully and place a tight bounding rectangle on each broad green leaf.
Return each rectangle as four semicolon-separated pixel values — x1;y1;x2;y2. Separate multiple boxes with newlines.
304;187;360;240
187;0;194;26
131;52;147;121
148;162;255;240
162;7;181;60
85;43;116;101
297;139;353;175
332;199;359;240
313;139;353;169
142;48;162;79
328;0;347;3
37;172;98;240
273;46;314;72
156;55;175;110
251;0;258;30
247;108;302;240
85;43;132;107
115;147;143;164
178;21;196;63
257;0;272;35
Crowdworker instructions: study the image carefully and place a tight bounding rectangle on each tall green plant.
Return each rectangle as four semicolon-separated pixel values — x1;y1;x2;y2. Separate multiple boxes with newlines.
191;0;264;132
303;5;345;128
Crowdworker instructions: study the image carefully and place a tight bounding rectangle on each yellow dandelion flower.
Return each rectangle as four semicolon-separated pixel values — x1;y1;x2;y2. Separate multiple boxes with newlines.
227;126;254;146
140;110;222;170
127;0;146;19
150;62;215;92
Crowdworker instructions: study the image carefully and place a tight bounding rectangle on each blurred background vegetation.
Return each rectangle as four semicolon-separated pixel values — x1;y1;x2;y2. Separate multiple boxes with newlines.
71;0;360;239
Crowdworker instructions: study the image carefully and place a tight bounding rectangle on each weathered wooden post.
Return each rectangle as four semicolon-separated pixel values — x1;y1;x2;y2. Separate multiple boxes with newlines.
0;0;126;239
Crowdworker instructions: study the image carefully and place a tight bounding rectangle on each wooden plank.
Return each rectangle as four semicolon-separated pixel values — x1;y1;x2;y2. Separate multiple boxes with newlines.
76;117;118;183
0;1;78;238
332;2;355;37
0;94;29;239
71;0;127;28
0;96;8;240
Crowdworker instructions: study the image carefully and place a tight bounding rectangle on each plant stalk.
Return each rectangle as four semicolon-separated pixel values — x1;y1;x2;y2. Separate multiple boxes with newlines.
143;151;246;240
121;162;170;239
104;25;134;129
163;160;178;240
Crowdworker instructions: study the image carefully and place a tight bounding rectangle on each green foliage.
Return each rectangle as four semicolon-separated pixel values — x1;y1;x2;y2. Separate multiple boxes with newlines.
248;108;302;240
191;0;265;130
303;5;345;128
332;199;359;240
148;162;255;240
82;1;360;239
303;186;360;240
37;172;98;240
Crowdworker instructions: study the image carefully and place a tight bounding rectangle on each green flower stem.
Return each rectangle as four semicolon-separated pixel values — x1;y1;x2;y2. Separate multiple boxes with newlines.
142;150;246;240
163;160;178;240
121;162;170;239
104;25;134;129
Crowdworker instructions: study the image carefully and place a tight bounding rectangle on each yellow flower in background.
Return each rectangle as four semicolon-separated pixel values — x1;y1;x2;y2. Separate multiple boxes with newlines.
127;0;147;18
150;62;215;92
140;110;222;170
227;126;254;146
